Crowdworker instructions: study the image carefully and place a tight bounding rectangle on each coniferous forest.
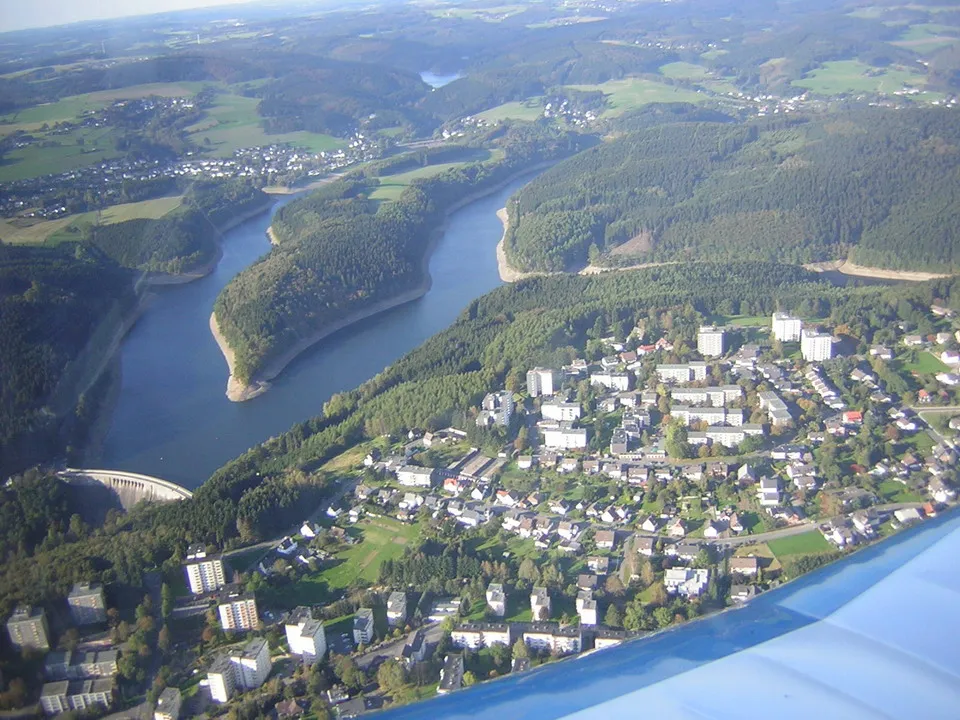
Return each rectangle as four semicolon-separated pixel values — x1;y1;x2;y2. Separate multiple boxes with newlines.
505;108;960;273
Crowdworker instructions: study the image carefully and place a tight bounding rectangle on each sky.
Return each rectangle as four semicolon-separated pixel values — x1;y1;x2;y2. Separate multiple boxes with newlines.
0;0;261;34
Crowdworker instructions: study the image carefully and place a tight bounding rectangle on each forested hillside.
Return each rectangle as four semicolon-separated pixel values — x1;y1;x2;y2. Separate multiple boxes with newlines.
83;181;270;273
505;108;960;273
213;127;590;385
0;245;136;476
4;262;958;613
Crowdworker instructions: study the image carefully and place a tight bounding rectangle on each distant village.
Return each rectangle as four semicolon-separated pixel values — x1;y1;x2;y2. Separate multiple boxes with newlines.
5;304;959;718
0;94;383;221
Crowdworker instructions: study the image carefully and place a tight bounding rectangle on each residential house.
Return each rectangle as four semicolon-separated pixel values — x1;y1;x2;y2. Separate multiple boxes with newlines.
595;530;616;550
729;557;759;577
664;568;710;598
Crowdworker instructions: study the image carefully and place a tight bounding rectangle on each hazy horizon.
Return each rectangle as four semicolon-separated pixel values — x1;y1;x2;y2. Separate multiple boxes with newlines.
0;0;263;34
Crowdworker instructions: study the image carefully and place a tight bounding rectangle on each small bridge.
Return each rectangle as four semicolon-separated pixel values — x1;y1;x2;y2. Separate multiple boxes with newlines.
58;468;193;511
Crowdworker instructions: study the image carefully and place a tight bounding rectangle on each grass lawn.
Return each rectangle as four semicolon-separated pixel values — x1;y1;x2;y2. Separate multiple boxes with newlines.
322;517;420;589
902;350;949;375
768;531;834;557
792;60;926;95
564;78;705;116
225;546;271;575
900;432;935;458
878;479;924;504
708;314;770;328
733;542;782;572
189;93;345;157
475;99;544;123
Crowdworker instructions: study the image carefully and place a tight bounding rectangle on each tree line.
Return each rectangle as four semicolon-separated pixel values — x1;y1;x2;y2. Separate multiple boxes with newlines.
505;108;960;273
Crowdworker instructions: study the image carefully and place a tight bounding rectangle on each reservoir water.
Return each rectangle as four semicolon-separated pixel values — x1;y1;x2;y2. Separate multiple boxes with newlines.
98;173;539;489
419;70;462;88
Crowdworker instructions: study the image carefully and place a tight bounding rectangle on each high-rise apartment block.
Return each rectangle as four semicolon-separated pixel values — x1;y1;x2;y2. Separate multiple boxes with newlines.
217;585;259;632
526;367;560;397
68;582;106;626
6;605;50;651
697;326;726;357
284;607;327;663
772;312;803;342
801;329;834;362
183;544;226;595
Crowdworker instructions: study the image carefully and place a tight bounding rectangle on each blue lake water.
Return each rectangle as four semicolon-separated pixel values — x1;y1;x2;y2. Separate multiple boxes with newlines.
420;70;463;88
97;173;539;488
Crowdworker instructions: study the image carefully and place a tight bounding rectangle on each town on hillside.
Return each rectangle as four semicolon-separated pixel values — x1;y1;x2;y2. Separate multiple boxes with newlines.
5;306;959;719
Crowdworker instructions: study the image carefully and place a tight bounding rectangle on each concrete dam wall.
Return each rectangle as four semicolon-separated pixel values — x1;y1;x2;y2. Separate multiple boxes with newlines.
59;468;193;511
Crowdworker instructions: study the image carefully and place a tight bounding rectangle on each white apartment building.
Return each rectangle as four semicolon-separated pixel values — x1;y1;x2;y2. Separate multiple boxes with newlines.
486;583;506;617
541;397;582;422
801;329;834;362
772;312;803;342
578;598;598;626
232;638;271;690
527;367;560;397
153;687;181;720
450;623;512;650
655;362;708;384
217;586;259;632
387;592;407;627
589;371;631;392
207;656;236;704
184;545;226;595
353;608;374;645
530;587;551;621
697;326;726;357
284;607;327;663
541;423;588;450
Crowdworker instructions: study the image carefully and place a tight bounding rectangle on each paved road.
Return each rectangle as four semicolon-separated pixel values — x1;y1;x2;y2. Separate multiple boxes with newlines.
910;405;960;447
355;622;445;670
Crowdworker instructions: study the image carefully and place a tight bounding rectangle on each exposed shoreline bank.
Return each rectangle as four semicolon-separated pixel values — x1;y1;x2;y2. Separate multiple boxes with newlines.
803;259;954;282
216;161;557;402
495;224;955;285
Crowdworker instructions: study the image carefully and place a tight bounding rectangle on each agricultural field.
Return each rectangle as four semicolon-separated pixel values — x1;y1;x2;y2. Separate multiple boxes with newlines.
0;195;182;244
186;92;345;157
429;5;528;22
564;78;705;116
474;99;545;124
660;62;711;81
767;530;834;558
892;22;960;53
369;149;495;201
792;60;927;95
0;82;204;131
0;125;123;182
